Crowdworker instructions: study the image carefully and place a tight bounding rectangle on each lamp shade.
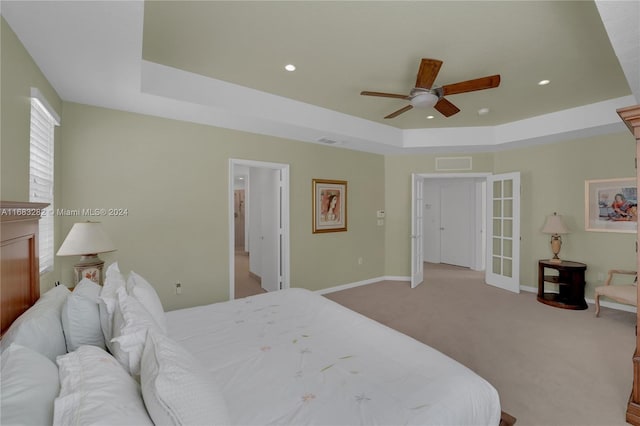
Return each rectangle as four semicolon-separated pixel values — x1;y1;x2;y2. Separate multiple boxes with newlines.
541;212;569;235
57;222;116;256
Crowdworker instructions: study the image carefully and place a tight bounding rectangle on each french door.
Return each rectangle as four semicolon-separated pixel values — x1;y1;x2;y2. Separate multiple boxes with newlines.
411;174;424;288
486;172;521;293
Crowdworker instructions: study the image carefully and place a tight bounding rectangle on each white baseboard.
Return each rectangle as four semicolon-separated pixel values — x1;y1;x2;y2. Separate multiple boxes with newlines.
316;275;410;295
383;275;411;282
587;298;637;313
520;285;636;313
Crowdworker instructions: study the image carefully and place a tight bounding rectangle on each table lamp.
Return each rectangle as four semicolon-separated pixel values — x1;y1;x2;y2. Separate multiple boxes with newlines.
57;221;116;285
541;212;569;264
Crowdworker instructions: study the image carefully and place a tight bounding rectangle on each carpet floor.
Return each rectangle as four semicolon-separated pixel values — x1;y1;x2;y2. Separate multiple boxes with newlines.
235;251;266;299
325;262;636;426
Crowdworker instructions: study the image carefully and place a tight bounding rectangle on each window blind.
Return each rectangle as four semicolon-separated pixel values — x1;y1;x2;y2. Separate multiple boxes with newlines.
29;91;59;274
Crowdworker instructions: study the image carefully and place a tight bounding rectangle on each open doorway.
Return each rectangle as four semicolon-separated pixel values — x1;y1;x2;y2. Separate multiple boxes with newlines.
411;172;520;293
422;177;486;270
232;168;262;298
411;173;489;288
228;159;290;300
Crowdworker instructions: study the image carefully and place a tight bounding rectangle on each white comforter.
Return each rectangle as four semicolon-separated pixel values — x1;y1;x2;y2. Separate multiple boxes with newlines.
166;288;501;425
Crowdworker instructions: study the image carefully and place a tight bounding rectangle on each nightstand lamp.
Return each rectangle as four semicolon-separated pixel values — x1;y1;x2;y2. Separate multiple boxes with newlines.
57;221;116;285
541;212;569;264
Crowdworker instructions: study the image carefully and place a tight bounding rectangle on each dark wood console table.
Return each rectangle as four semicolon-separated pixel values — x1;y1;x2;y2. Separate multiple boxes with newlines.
537;260;587;310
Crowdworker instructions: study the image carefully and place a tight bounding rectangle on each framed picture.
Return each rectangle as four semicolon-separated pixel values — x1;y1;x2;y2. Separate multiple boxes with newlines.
312;179;347;233
585;178;637;233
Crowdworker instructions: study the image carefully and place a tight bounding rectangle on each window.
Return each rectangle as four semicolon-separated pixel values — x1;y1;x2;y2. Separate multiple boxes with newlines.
29;88;60;274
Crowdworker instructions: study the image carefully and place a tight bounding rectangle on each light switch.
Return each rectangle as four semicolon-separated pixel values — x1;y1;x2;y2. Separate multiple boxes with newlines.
377;210;385;218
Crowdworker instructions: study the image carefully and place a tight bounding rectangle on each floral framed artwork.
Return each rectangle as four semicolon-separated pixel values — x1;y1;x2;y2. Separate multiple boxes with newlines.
312;179;347;233
585;178;637;233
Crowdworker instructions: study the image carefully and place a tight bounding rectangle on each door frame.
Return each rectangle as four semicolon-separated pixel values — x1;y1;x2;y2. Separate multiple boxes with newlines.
414;173;490;274
411;174;424;288
228;159;290;300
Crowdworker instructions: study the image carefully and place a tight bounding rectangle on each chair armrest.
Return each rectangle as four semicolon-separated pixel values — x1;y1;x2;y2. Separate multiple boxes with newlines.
605;269;638;286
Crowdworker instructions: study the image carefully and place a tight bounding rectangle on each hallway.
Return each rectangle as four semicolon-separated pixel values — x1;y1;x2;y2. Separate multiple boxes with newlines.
234;252;265;299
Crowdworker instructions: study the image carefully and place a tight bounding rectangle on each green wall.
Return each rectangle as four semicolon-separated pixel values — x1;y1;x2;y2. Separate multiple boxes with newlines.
3;16;637;310
59;103;386;310
384;152;494;275
384;133;637;301
1;18;63;289
494;132;637;298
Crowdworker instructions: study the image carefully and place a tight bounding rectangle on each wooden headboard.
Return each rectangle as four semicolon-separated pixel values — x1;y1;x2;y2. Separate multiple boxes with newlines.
1;201;48;336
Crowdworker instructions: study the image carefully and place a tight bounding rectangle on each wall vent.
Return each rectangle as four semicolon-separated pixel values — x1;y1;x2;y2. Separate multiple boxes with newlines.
317;137;339;145
435;156;472;171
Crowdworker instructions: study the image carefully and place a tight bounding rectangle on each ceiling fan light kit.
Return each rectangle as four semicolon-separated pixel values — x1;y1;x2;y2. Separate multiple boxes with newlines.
409;91;439;108
361;58;501;119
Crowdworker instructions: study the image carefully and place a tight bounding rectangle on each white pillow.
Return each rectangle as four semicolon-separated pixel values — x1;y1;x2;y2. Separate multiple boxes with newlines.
98;262;126;352
127;271;167;333
53;345;153;426
1;285;70;362
61;278;105;351
111;287;164;376
1;344;60;426
141;331;230;426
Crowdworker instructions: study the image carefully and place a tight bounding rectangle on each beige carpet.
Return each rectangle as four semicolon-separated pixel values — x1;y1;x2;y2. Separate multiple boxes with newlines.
325;262;636;426
235;252;266;299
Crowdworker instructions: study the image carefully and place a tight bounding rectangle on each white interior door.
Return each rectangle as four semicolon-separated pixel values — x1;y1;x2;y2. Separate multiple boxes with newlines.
423;180;441;263
486;172;520;293
411;174;424;288
440;180;473;267
260;169;280;292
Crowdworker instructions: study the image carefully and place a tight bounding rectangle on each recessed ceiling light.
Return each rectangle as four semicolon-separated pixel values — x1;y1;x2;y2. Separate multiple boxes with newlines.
478;107;490;115
285;64;296;72
426;115;435;119
538;79;550;86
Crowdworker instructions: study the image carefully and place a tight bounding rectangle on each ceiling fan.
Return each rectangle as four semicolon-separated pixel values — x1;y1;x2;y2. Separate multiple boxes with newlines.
361;58;500;119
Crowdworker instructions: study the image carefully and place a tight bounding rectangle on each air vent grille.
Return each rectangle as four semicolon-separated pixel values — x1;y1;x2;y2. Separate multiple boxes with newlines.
317;137;339;145
435;156;472;171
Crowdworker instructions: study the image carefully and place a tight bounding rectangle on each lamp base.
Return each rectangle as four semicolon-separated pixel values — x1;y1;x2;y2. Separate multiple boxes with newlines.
73;254;105;286
549;235;563;265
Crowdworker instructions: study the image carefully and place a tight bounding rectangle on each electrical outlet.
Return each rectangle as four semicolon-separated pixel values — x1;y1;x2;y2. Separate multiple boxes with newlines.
358;257;363;265
175;282;182;295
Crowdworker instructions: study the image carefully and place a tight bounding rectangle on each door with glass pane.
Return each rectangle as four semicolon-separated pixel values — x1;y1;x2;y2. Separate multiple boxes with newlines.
486;172;520;293
411;174;424;288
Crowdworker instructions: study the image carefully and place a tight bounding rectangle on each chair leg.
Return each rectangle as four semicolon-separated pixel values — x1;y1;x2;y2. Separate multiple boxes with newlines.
595;294;601;317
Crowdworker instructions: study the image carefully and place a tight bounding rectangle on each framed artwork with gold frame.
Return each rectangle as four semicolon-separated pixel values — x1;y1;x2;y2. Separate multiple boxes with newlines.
312;179;347;233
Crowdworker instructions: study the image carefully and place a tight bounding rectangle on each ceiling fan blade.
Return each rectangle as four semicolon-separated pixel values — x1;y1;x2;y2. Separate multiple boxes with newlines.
361;91;410;100
384;105;413;119
442;75;501;96
434;98;460;117
415;58;443;89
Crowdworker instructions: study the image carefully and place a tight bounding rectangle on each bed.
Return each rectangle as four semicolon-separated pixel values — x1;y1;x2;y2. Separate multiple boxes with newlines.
167;288;501;425
0;200;508;426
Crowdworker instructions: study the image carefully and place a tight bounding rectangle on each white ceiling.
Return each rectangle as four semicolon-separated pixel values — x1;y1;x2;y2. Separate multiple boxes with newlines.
2;1;639;155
